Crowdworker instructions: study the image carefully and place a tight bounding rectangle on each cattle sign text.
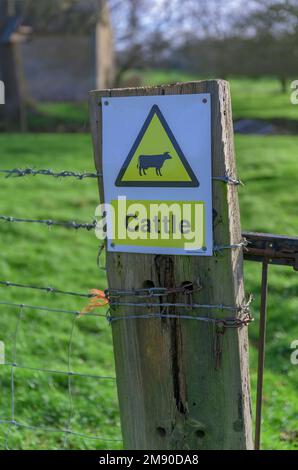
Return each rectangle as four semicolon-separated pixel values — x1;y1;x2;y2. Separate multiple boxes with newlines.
101;94;212;255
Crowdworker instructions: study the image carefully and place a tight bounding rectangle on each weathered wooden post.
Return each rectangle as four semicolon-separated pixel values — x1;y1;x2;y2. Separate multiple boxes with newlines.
89;81;253;450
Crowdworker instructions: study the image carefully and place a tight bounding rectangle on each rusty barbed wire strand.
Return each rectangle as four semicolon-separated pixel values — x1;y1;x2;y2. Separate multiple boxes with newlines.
0;215;96;231
0;280;96;298
0;283;253;321
107;311;253;327
109;300;245;312
106;289;254;327
108;286;252;306
107;282;201;299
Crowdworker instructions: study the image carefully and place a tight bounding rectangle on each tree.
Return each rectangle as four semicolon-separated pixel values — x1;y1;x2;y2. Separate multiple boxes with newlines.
20;0;105;33
109;0;184;85
95;0;115;88
0;0;29;130
234;0;298;91
158;0;298;92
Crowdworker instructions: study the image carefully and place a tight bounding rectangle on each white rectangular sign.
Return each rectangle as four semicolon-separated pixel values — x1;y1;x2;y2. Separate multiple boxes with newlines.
102;94;212;255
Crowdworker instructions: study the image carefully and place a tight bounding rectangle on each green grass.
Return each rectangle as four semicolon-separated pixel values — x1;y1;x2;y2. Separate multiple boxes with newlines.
124;70;298;121
30;72;298;130
230;78;298;120
36;102;89;123
28;102;90;132
0;133;297;450
0;134;121;449
237;137;298;450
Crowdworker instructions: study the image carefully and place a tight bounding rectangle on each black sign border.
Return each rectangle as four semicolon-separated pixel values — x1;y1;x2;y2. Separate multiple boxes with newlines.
115;104;200;187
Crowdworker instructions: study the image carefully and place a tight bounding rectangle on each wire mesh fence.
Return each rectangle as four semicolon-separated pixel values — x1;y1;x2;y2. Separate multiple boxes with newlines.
0;167;122;450
0;301;121;450
0;165;245;449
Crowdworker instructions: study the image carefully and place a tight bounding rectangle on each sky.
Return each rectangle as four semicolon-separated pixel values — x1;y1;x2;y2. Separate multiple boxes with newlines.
109;0;253;49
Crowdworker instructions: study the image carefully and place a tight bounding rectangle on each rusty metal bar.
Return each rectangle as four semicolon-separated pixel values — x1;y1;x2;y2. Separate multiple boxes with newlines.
242;231;298;449
254;259;269;450
243;231;298;271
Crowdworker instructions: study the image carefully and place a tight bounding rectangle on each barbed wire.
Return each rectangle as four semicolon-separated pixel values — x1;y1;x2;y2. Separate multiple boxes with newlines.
0;277;252;447
213;238;249;253
0;162;245;448
0;168;102;179
0;214;248;251
0;280;96;298
105;286;252;375
212;175;243;186
0;300;106;317
0;216;248;256
107;311;253;328
0;168;243;185
109;300;245;312
0;215;96;231
107;282;201;299
107;288;254;328
0;277;252;318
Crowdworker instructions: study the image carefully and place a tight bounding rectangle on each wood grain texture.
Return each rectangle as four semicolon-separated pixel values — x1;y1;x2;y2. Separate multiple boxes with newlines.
89;81;253;450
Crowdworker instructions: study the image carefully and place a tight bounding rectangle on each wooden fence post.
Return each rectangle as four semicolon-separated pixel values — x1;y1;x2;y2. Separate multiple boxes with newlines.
89;81;253;450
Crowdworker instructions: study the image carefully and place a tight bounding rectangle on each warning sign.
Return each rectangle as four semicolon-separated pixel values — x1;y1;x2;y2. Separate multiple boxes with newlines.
115;105;199;187
101;94;212;256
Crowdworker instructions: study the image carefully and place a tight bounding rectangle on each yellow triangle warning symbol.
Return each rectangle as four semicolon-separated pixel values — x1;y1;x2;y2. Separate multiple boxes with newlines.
115;105;199;187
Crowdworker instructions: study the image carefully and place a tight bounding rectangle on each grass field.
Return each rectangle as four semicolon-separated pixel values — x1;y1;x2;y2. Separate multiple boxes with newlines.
130;70;298;121
30;71;298;131
0;135;121;450
0;131;297;450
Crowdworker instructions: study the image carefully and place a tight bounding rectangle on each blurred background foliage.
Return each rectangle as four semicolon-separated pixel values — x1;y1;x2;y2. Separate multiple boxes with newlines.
0;0;297;451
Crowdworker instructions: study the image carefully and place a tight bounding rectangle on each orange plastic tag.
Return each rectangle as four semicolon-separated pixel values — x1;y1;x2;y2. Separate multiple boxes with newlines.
79;289;109;317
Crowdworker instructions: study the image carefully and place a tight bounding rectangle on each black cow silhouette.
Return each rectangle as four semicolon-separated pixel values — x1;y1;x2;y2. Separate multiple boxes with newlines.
137;151;172;176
